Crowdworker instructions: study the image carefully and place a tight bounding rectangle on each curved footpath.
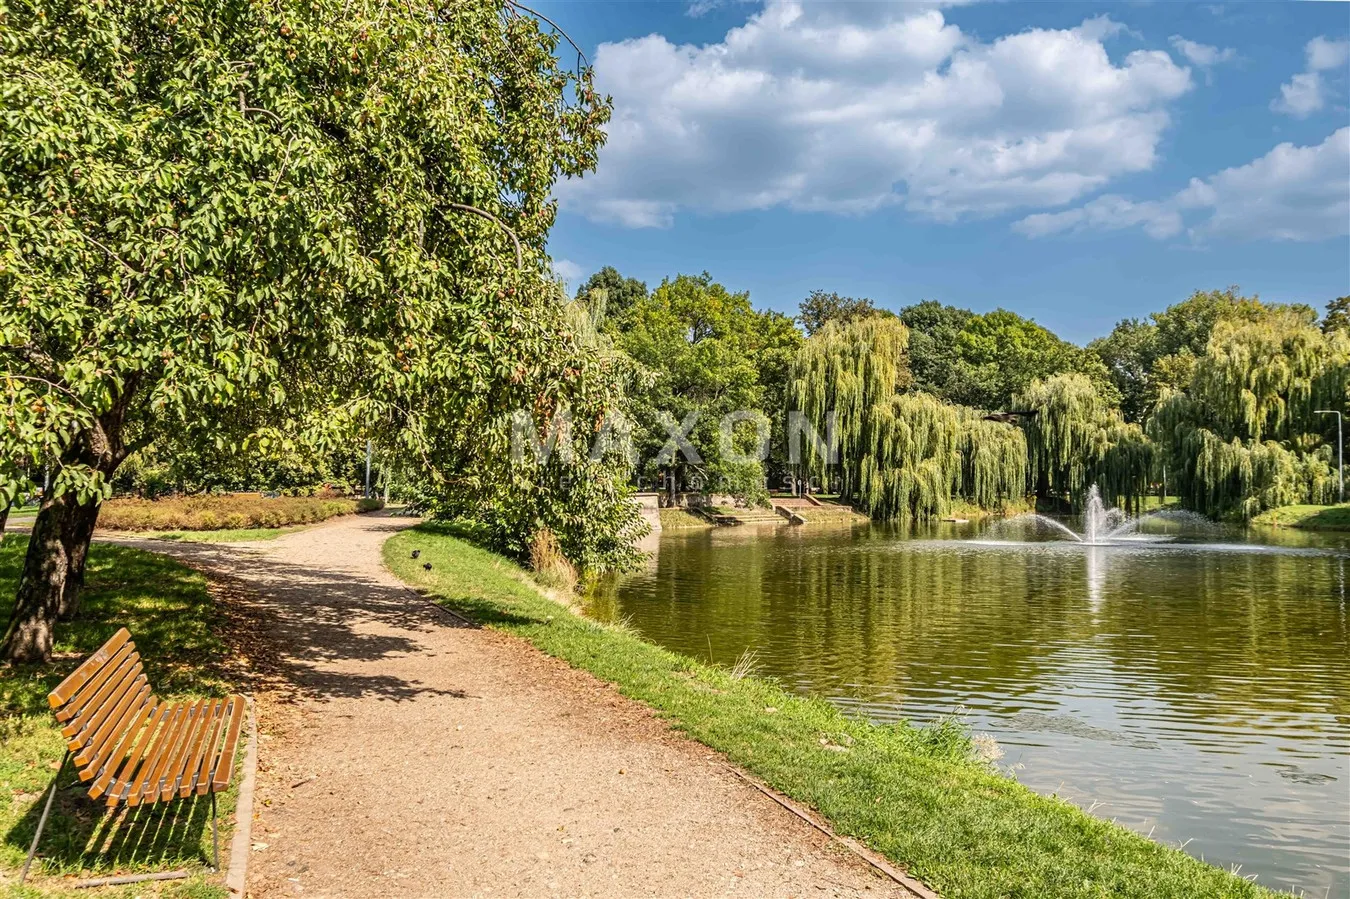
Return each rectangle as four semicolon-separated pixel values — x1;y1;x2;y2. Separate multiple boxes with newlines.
123;513;904;898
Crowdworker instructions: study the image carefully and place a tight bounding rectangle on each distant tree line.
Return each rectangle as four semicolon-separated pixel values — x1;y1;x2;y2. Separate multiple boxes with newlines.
575;267;1348;522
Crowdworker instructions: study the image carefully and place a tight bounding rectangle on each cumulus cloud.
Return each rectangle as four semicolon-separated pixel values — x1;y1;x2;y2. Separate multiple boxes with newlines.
557;2;1192;227
1272;35;1350;118
1013;127;1350;243
1013;195;1182;239
1168;35;1236;69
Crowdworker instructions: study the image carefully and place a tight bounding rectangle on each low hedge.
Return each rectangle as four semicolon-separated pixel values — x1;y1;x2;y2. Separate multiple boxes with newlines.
98;493;374;531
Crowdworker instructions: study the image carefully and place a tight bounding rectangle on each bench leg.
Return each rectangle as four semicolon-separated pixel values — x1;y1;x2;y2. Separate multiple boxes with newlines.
20;749;71;886
210;791;219;871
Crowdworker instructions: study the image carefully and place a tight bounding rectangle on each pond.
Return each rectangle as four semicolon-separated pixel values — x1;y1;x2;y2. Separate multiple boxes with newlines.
586;515;1350;897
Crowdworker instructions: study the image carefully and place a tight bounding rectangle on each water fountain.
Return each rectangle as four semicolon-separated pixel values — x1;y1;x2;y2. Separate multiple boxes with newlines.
991;484;1188;545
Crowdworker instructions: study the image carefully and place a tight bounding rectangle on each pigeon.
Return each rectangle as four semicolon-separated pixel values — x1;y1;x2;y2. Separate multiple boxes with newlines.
423;562;433;571
411;550;421;559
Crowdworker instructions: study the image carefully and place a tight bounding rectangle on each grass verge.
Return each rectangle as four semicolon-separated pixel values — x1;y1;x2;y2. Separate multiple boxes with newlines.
657;508;713;529
0;537;234;898
136;526;309;543
385;522;1277;899
1250;503;1350;531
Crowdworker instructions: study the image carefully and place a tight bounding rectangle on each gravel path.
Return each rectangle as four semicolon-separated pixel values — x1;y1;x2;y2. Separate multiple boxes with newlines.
129;513;904;899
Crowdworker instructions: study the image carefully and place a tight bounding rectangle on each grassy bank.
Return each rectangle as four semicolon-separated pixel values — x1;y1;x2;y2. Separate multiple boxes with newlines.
1251;503;1350;531
0;538;234;897
657;508;713;529
385;523;1275;899
98;494;381;532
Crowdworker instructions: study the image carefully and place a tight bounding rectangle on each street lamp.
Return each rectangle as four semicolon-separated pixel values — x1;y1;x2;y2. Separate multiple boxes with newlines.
1316;410;1344;504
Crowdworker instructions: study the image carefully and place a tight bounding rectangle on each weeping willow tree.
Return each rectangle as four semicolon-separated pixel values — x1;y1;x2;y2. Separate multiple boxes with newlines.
1149;308;1347;518
960;413;1030;511
1016;374;1153;512
789;318;1027;518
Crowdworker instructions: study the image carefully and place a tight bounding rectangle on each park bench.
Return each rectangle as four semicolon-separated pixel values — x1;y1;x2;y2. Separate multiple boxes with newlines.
20;627;246;886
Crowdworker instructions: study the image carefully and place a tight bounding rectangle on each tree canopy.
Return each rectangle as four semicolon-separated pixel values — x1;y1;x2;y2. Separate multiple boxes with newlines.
603;272;801;504
0;0;628;660
796;290;887;336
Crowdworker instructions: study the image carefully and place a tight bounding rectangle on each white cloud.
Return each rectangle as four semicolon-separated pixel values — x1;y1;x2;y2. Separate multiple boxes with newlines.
1013;127;1350;243
1013;195;1182;239
1307;35;1350;72
1168;35;1236;68
551;258;584;288
1272;35;1349;118
557;2;1192;228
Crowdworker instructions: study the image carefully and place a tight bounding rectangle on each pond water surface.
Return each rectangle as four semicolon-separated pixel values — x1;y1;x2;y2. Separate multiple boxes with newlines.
586;520;1350;897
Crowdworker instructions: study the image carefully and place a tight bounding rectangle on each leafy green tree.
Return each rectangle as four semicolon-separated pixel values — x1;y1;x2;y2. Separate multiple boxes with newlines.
953;310;1117;411
796;290;886;336
574;266;649;322
1149;308;1348;518
1324;296;1350;334
1088;319;1159;424
0;0;616;660
1015;374;1151;511
1091;288;1318;423
607;273;799;503
899;300;974;401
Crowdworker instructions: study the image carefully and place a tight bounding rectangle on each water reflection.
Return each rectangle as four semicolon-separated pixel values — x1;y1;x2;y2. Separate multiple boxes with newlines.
587;522;1350;896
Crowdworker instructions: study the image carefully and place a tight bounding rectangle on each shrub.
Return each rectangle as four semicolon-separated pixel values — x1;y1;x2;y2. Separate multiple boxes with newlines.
98;493;365;532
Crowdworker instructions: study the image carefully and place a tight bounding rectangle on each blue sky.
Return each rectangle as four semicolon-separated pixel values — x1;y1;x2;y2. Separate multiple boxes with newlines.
539;0;1350;345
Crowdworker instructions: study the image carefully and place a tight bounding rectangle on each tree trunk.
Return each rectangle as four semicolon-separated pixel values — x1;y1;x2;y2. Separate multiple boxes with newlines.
58;500;102;620
1;387;134;663
1;495;76;662
0;503;9;543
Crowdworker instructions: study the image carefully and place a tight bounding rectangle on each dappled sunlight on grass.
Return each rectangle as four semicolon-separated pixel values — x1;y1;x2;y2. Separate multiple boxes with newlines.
0;538;233;896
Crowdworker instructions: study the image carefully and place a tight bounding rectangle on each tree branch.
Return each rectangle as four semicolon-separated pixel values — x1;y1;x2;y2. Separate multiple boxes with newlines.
239;91;284;126
445;202;523;269
504;0;590;68
0;373;90;409
76;232;141;275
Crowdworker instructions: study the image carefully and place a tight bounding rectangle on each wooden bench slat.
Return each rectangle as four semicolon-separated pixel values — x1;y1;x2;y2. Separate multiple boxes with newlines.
193;700;233;796
210;696;246;792
123;704;187;808
179;699;221;797
63;654;142;744
87;700;154;798
99;702;165;805
161;699;211;802
136;702;200;807
56;643;135;724
74;676;149;770
48;628;131;710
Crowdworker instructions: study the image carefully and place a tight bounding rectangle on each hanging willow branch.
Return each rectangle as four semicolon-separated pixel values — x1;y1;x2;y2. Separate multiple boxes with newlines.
788;317;1027;519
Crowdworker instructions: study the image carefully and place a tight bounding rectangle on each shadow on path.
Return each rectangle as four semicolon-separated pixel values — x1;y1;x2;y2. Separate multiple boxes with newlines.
106;517;464;705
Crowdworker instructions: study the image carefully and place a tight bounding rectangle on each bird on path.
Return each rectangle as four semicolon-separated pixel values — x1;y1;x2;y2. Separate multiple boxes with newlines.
411;549;421;559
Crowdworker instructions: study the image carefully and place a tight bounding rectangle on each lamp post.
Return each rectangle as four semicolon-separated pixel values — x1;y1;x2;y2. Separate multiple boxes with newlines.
364;439;372;499
1316;410;1344;503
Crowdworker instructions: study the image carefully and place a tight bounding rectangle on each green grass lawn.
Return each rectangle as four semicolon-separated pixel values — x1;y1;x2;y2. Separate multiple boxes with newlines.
1250;503;1350;531
0;538;233;898
385;522;1278;899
